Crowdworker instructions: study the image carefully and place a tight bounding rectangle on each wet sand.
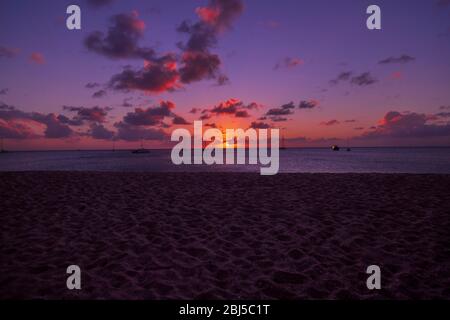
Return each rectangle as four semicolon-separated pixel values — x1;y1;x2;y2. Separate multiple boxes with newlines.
0;172;449;299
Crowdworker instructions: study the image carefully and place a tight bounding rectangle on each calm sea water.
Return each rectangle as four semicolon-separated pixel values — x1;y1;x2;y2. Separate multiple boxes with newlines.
1;148;449;173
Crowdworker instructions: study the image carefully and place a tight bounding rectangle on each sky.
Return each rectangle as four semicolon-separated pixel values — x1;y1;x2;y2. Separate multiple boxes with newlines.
0;0;450;150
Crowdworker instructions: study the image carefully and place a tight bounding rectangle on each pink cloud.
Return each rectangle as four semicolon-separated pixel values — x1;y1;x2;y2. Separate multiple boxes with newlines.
29;52;45;65
390;71;403;80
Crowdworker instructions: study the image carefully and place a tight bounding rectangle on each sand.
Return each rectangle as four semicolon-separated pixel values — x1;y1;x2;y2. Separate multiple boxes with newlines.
0;172;449;299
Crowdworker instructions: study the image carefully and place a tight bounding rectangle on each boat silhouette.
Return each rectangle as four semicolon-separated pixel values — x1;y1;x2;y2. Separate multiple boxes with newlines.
132;140;150;154
0;138;7;153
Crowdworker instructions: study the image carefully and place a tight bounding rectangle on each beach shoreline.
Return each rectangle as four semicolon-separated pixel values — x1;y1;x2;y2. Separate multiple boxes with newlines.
1;172;449;299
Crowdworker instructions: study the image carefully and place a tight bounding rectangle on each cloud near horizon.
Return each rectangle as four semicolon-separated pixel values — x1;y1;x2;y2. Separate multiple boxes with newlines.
359;111;450;139
198;98;260;120
0;103;73;139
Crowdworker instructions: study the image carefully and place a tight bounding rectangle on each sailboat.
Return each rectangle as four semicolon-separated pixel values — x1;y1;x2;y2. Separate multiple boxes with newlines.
132;139;150;154
280;131;287;150
0;137;7;153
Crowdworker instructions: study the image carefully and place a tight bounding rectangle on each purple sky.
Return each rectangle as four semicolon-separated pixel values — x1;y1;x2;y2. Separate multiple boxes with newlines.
1;0;450;150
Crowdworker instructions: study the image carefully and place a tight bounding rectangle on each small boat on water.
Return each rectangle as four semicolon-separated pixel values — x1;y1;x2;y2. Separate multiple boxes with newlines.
331;145;340;151
280;133;287;150
132;140;150;154
0;138;7;153
132;148;150;154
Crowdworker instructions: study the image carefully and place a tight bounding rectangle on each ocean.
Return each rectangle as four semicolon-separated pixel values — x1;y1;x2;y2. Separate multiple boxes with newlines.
0;147;449;173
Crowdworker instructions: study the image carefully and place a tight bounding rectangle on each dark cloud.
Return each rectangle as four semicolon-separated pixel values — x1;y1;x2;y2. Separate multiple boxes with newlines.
435;112;450;118
439;105;450;110
95;2;242;94
270;116;288;122
177;20;217;53
298;100;318;109
330;71;377;87
216;74;230;86
264;101;303;122
204;98;256;119
121;98;133;108
266;107;293;116
210;99;241;115
0;103;74;139
320;120;340;126
90;123;115;140
29;113;73;138
200;113;212;120
354;127;365;130
280;102;296;110
63;106;110;123
189;108;199;114
235;110;250;118
0;88;8;95
249;121;271;129
84;12;155;60
109;58;179;93
92;89;107;98
361;111;450;139
111;100;179;141
0;103;14;111
350;72;377;86
0;46;20;58
378;54;416;64
159;122;171;129
329;71;352;85
179;51;221;84
244;102;261;110
177;0;243;85
122;101;175;126
0;105;38;139
345;119;356;123
85;82;100;89
0;121;36;139
57;114;84;126
274;57;303;70
172;115;191;125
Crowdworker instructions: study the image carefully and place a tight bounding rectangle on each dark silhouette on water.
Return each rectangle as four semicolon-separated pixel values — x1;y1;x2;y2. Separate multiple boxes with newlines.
331;145;340;151
0;137;7;153
280;132;287;150
132;139;150;154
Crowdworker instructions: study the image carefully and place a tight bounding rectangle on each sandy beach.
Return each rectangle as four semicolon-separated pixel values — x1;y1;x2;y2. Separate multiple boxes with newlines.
0;172;449;299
